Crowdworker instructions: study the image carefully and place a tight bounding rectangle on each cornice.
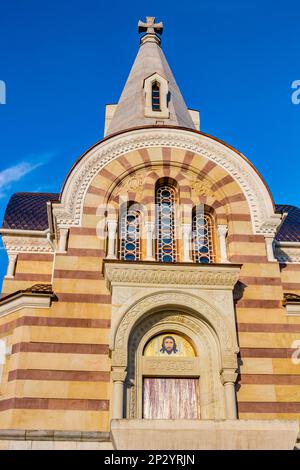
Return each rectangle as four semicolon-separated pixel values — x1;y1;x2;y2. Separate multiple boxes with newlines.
0;296;54;319
104;261;241;292
275;243;300;264
1;233;54;254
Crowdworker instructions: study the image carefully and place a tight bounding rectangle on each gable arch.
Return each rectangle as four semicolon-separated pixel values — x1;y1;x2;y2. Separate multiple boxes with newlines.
53;127;279;235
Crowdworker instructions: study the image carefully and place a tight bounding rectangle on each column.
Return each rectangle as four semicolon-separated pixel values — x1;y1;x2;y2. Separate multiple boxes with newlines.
58;228;69;253
112;368;126;419
182;223;192;262
6;253;17;278
221;369;238;419
144;221;155;261
265;236;276;262
106;219;118;259
217;224;229;263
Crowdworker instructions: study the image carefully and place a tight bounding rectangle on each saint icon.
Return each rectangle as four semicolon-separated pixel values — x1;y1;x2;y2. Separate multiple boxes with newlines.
159;335;178;355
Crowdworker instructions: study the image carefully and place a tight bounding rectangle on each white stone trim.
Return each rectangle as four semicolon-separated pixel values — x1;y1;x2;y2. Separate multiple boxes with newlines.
217;224;229;263
285;303;300;316
110;419;299;450
1;232;54;254
0;295;52;319
106;219;118;259
265;236;276;262
111;290;238;360
104;262;240;291
53;128;277;235
182;224;192;262
5;253;18;278
0;229;50;237
274;241;300;264
143;222;155;261
57;228;69;253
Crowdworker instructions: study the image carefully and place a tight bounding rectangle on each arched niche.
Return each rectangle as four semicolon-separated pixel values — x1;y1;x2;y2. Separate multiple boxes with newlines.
110;290;239;421
125;309;226;420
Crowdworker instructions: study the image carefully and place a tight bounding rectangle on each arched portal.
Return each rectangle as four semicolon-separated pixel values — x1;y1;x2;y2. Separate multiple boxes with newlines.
125;309;226;420
108;282;240;422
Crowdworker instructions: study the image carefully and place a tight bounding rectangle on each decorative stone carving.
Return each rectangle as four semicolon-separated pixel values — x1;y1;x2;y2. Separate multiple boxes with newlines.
274;243;300;264
221;369;238;385
190;178;215;197
111;350;127;367
2;235;54;254
104;262;240;290
116;172;146;196
112;291;238;362
259;215;282;236
144;359;195;372
111;368;127;382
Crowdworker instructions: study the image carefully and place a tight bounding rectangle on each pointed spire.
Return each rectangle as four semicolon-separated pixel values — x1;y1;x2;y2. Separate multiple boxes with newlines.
106;17;196;136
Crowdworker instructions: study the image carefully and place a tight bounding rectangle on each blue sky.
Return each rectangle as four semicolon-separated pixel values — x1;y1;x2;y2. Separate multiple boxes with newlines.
0;0;299;285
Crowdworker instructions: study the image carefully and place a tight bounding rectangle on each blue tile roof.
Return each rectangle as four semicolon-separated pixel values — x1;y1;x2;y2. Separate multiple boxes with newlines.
275;204;300;242
2;192;59;231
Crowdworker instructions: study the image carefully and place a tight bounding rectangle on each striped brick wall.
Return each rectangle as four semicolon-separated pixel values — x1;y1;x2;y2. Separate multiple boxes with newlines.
1;253;54;297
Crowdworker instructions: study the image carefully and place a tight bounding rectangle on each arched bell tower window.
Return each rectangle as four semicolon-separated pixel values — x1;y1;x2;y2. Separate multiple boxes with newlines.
152;82;161;111
192;207;215;263
143;73;169;119
156;183;177;262
119;202;141;261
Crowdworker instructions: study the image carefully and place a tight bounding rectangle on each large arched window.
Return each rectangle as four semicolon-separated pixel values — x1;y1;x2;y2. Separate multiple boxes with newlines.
192;207;215;263
119;203;141;261
156;184;177;262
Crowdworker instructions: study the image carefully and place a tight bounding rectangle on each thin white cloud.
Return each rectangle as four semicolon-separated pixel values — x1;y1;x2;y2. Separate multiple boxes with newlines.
0;162;41;189
0;152;55;199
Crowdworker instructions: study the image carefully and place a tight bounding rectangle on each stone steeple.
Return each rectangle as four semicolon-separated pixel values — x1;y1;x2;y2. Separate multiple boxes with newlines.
105;17;197;136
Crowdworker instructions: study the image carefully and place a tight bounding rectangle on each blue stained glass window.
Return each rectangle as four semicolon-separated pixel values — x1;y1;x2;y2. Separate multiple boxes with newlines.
192;211;215;263
120;205;141;261
156;185;177;262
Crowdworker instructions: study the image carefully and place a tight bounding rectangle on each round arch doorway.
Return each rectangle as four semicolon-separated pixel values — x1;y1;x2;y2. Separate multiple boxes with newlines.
124;310;227;420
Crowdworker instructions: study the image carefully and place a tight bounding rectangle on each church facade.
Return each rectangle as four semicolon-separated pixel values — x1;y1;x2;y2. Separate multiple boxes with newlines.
0;18;299;450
